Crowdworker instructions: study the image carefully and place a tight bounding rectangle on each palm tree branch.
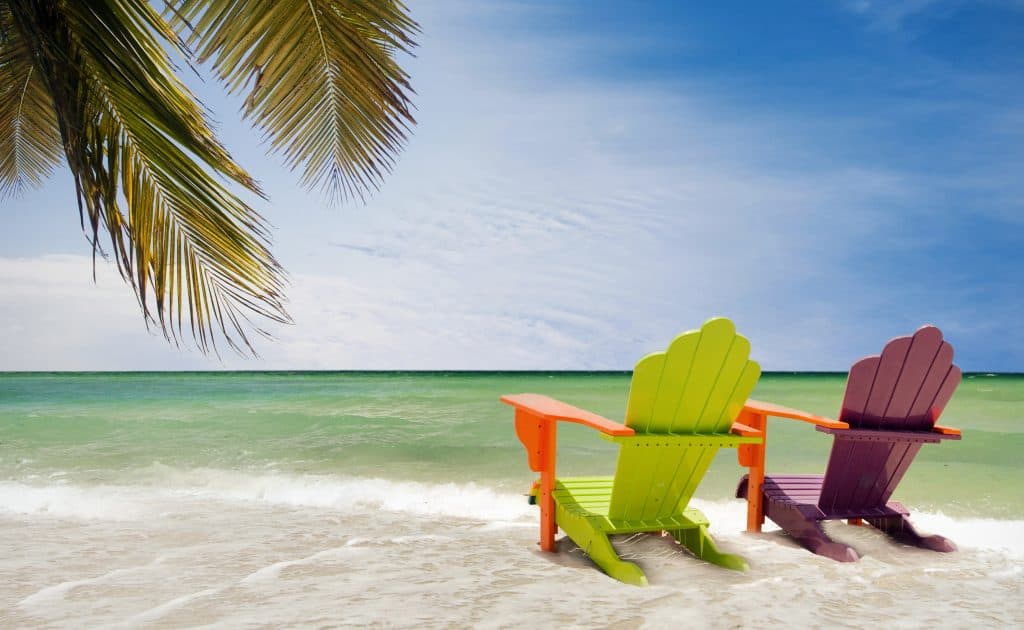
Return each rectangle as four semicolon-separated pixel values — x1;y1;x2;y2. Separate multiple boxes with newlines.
0;6;63;196
170;0;418;201
6;0;289;355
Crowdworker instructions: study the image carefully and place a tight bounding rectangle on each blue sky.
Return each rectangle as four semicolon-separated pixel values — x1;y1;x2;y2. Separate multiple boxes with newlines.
1;0;1022;371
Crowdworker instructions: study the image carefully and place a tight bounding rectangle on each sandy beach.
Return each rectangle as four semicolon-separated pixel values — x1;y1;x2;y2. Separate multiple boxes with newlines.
2;372;1021;628
3;479;1021;628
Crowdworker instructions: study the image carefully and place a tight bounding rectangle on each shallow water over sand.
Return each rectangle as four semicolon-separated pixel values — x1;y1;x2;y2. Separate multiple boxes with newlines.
1;372;1022;627
2;477;1021;628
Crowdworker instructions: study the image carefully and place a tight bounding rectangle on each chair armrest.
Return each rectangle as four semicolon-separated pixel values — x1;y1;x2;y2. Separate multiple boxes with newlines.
730;421;762;437
743;399;849;429
933;424;961;437
500;393;635;436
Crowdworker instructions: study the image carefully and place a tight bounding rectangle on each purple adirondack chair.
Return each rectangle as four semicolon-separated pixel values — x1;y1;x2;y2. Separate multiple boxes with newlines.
736;325;963;561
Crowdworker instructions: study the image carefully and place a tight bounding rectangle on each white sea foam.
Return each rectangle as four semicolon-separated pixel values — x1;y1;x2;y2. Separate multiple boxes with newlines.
0;470;534;524
0;482;147;520
3;477;1023;628
126;587;220;624
18;560;163;608
2;473;1021;560
911;511;1024;557
688;498;1024;559
240;545;364;584
159;468;536;522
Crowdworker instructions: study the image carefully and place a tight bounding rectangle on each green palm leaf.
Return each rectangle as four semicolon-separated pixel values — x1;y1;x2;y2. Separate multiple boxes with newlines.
1;0;417;355
173;0;418;201
5;0;288;354
0;5;63;195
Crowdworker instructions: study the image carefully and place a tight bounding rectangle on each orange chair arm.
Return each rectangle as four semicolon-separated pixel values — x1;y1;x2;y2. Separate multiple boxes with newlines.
500;393;635;436
730;421;763;437
933;424;961;436
501;393;631;553
737;399;845;534
742;399;849;430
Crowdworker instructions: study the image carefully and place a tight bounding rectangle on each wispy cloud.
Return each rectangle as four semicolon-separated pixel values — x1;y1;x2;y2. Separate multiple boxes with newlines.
0;256;206;371
235;3;1017;370
1;1;1021;371
842;0;1024;32
841;0;945;31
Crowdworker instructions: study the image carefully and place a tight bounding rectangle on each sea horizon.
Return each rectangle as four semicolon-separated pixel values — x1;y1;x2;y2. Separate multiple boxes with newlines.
3;1;1022;626
5;369;1023;375
3;367;1022;627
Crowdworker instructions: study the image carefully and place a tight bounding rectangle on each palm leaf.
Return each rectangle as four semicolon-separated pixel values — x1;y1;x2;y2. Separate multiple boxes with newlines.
6;0;289;354
0;5;63;196
171;0;418;201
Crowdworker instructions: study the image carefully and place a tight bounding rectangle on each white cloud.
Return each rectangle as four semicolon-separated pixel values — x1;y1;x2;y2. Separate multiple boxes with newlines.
0;255;206;370
842;0;1024;32
841;0;944;30
226;5;933;370
1;1;1020;371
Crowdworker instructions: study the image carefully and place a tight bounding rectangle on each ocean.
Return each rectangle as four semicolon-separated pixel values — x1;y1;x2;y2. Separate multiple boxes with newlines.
1;372;1021;628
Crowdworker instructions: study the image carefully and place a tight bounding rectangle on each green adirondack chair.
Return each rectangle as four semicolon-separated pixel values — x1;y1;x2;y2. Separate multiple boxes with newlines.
501;317;764;586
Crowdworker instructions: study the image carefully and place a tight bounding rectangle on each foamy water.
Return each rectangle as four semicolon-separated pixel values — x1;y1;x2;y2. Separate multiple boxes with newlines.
2;371;1021;627
2;472;1022;628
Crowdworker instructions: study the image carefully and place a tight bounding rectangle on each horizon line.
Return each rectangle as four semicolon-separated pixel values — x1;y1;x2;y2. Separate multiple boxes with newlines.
1;370;1021;377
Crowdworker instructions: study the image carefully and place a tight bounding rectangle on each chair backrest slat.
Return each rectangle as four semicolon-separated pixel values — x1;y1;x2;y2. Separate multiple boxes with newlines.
838;326;961;431
821;325;960;512
818;439;923;512
625;318;760;435
610;318;760;520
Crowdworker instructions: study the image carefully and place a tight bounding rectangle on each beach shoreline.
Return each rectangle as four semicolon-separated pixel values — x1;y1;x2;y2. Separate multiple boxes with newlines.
2;372;1021;627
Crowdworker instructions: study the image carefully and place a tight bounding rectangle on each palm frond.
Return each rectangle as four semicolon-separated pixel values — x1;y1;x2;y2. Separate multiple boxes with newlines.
172;0;418;201
6;0;289;355
0;5;63;196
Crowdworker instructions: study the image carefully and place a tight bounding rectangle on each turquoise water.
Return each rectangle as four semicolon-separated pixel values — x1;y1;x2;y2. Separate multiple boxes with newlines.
2;371;1022;627
1;371;1021;518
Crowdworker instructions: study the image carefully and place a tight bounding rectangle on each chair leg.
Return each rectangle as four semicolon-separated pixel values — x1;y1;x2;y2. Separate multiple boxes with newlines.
556;511;648;586
770;504;859;562
670;525;748;571
867;515;957;552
